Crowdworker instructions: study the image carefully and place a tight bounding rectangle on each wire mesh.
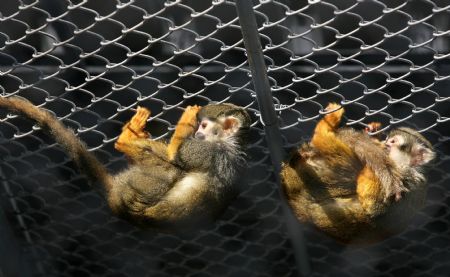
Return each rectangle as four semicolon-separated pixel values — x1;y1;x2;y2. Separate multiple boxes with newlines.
0;0;449;276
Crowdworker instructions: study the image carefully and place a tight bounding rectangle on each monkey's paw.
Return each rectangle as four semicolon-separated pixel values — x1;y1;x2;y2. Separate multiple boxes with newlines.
183;105;201;120
128;106;151;138
177;105;201;131
365;122;382;133
324;103;344;128
131;106;151;127
167;105;202;161
385;183;409;202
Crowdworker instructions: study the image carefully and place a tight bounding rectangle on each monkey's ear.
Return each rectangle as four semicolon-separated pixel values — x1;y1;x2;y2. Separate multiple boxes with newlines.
411;143;435;166
223;116;241;133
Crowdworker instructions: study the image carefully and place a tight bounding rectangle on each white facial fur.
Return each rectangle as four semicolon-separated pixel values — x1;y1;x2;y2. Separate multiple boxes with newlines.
385;135;410;168
195;119;223;142
194;116;240;142
385;134;435;167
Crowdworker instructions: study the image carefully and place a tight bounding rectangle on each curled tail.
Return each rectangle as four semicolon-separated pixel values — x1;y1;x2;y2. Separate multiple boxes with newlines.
0;96;113;192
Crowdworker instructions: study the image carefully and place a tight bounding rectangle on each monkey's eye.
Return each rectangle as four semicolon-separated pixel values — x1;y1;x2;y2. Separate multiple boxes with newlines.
388;138;397;144
201;122;207;129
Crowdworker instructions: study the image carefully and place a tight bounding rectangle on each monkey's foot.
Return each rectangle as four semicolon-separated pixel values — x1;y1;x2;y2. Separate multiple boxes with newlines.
128;106;151;137
115;107;151;152
365;122;382;133
167;105;202;160
324;103;344;128
384;182;409;202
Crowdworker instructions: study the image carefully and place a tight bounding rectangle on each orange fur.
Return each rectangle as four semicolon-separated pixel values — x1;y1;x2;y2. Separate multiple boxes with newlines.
311;103;355;161
356;166;382;212
115;105;202;162
281;103;406;243
115;106;151;155
167;105;201;161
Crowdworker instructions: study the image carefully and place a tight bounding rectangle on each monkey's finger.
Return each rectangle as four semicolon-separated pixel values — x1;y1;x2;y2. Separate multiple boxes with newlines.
131;107;151;128
136;106;151;117
323;103;344;128
366;122;382;133
185;105;201;113
137;131;150;139
325;102;342;112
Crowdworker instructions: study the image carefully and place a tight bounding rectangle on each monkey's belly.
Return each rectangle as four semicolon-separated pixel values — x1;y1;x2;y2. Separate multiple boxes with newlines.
108;169;224;229
165;172;208;201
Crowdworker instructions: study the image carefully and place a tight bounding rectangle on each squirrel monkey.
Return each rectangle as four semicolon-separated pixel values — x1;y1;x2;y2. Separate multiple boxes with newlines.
0;97;251;230
281;103;435;244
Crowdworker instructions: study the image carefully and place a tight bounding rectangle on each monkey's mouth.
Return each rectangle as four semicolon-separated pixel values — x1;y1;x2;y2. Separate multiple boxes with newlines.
194;132;205;140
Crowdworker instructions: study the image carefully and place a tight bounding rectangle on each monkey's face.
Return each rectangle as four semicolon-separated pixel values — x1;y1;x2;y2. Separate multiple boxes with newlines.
385;135;411;167
195;116;241;142
385;132;435;168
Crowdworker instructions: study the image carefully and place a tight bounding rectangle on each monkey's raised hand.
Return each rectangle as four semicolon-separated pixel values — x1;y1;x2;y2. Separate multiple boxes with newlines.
168;105;201;161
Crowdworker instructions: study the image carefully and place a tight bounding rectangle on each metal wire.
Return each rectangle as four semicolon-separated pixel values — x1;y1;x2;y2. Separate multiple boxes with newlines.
0;0;449;276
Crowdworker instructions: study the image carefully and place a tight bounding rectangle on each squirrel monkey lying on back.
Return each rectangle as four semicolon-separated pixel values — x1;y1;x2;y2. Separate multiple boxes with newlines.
0;97;251;230
281;103;435;244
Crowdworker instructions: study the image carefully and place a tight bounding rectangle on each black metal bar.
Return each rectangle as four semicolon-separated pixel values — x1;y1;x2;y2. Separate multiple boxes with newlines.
235;1;311;276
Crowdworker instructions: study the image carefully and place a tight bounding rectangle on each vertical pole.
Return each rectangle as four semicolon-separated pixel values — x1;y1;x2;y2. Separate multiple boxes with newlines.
235;1;311;276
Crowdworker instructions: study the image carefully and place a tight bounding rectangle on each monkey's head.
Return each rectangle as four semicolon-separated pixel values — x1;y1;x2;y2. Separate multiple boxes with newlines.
385;127;435;168
195;103;251;145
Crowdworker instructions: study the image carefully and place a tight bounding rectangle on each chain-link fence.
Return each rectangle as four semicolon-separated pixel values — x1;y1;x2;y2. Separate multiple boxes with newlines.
0;0;449;276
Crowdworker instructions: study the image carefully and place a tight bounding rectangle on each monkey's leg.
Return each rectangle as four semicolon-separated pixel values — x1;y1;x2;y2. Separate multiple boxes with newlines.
115;106;150;153
311;103;353;156
144;202;176;223
167;105;201;161
311;103;343;143
356;166;385;216
116;138;170;163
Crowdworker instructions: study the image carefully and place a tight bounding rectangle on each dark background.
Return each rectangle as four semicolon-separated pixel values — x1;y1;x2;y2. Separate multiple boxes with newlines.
0;0;449;276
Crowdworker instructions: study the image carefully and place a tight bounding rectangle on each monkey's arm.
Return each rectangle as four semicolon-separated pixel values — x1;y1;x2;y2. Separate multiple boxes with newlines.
167;105;201;161
356;166;387;216
173;138;215;170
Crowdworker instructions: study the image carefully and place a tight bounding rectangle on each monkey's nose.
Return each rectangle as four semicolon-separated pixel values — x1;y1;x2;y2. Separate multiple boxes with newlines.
195;132;205;140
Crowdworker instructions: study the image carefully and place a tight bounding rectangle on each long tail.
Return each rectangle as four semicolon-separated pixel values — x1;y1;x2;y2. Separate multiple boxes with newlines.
0;96;113;192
